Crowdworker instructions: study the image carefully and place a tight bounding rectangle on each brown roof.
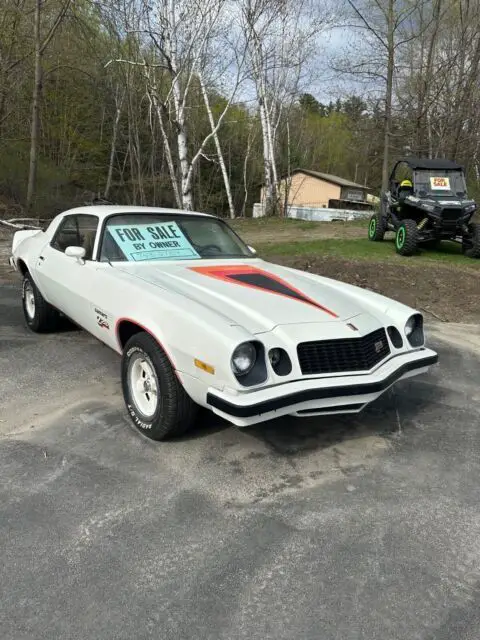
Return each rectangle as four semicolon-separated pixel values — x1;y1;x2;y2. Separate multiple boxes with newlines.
285;168;370;190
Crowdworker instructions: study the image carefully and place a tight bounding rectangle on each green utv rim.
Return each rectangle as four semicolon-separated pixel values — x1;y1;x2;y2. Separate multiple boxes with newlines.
369;218;376;238
396;227;406;249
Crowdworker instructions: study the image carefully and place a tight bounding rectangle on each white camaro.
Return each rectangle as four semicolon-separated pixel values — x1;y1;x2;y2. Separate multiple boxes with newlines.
10;205;438;440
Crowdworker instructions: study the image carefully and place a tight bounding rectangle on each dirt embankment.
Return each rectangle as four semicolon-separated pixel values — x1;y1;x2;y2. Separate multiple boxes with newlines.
270;253;480;324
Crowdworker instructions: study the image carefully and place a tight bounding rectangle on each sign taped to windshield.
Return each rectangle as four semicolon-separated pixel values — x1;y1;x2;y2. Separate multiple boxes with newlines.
430;176;450;190
108;222;200;261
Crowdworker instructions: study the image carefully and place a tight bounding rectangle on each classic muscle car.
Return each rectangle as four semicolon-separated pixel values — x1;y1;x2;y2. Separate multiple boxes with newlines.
10;206;438;440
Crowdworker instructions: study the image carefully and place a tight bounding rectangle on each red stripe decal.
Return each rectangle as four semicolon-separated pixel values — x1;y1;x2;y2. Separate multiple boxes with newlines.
189;265;338;318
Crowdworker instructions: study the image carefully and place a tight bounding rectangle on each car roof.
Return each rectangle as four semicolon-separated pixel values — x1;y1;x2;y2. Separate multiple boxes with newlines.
58;205;216;221
396;157;464;171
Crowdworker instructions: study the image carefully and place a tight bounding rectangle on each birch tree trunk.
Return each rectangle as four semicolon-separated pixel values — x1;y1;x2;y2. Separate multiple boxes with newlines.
104;85;124;199
148;88;182;208
198;73;235;218
242;124;255;217
381;0;395;194
163;0;193;209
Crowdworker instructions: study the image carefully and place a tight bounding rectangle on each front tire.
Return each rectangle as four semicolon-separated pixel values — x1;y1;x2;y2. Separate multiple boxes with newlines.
462;222;480;258
368;213;386;241
395;219;418;256
22;272;59;332
121;332;198;441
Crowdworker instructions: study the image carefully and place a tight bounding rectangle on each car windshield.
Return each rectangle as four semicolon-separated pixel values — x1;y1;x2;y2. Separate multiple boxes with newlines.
99;213;254;262
414;170;467;198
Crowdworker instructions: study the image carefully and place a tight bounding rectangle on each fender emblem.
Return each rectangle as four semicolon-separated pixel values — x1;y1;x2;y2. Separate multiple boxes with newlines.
347;323;358;331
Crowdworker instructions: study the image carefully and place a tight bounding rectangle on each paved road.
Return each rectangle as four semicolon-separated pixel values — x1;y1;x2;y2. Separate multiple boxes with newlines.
2;282;480;640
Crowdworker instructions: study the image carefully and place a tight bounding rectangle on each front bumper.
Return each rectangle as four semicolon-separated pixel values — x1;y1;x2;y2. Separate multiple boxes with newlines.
206;349;438;427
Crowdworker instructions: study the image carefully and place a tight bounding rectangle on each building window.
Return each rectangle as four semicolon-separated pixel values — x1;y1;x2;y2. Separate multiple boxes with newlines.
343;189;364;202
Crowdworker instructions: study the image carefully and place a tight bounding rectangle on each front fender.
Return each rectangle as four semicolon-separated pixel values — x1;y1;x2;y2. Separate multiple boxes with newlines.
113;293;255;393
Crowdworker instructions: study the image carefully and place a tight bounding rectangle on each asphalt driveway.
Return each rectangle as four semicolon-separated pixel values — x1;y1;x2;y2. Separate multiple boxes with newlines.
1;282;480;640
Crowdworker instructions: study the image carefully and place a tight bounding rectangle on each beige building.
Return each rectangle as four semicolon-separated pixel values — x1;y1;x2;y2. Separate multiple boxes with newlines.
261;168;373;211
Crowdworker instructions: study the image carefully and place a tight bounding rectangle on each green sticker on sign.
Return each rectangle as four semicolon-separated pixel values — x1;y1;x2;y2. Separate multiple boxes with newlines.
108;222;200;261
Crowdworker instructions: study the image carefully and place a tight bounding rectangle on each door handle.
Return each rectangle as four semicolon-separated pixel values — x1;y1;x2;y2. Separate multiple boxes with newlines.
39;256;45;261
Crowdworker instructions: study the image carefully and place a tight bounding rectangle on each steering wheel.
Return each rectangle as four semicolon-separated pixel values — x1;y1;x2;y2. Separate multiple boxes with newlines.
198;244;222;255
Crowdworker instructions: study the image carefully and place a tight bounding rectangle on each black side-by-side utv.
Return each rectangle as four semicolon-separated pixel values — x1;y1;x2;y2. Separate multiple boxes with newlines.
368;157;480;257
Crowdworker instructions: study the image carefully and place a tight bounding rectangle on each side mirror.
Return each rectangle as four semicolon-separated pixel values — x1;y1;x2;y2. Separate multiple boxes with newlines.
248;245;257;255
65;245;86;263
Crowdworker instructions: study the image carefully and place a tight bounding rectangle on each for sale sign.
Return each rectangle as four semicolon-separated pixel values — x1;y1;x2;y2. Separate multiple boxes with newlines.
108;221;200;261
430;176;451;190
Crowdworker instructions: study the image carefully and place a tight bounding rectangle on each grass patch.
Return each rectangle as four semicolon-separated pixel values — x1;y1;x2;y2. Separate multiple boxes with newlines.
258;236;480;269
230;217;369;232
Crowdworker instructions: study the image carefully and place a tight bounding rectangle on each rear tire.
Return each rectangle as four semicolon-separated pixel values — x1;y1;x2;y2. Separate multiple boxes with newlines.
121;331;198;441
462;222;480;258
367;213;386;241
22;272;59;333
395;219;418;256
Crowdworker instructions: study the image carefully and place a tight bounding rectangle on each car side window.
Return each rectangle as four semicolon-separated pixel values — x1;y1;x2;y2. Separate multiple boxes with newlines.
51;215;99;260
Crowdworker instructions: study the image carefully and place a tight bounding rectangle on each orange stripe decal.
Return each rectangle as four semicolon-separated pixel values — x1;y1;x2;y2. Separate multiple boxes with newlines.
189;265;338;318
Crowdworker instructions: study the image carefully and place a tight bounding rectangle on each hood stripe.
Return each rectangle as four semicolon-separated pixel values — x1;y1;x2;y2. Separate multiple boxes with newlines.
189;265;338;318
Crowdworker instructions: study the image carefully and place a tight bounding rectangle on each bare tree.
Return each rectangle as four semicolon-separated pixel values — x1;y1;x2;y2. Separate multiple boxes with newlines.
396;0;480;177
141;0;228;209
144;68;182;207
0;0;29;135
106;0;248;212
239;0;328;215
26;0;72;211
338;0;433;192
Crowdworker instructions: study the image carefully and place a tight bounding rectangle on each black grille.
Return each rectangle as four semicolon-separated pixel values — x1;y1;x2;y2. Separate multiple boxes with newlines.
297;328;391;375
441;208;463;223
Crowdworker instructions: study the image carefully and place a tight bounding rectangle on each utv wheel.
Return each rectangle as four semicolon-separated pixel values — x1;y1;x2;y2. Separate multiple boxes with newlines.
22;273;59;332
395;219;418;256
121;332;198;441
368;213;386;241
462;222;480;258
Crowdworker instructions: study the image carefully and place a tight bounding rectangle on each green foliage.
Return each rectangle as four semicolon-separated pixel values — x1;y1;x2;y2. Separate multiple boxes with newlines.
2;1;478;217
259;236;480;268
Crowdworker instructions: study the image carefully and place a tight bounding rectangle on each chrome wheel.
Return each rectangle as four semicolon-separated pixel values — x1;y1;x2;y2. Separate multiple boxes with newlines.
128;354;159;418
24;281;36;319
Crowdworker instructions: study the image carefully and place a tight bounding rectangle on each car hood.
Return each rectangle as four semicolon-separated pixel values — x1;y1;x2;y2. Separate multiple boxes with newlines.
116;259;378;334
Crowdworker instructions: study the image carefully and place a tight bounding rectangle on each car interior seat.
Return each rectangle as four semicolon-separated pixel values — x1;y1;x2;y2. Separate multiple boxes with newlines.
81;231;96;260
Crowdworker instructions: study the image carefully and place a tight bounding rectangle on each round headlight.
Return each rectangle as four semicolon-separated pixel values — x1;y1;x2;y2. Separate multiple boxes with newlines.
405;314;424;347
231;342;256;376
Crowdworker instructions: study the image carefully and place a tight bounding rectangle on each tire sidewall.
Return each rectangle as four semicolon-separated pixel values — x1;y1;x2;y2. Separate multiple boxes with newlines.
395;220;418;255
395;226;406;251
463;223;480;258
22;274;40;331
122;344;162;433
368;213;385;241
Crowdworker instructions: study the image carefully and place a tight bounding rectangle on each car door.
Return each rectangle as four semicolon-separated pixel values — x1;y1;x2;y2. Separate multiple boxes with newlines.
34;214;102;332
